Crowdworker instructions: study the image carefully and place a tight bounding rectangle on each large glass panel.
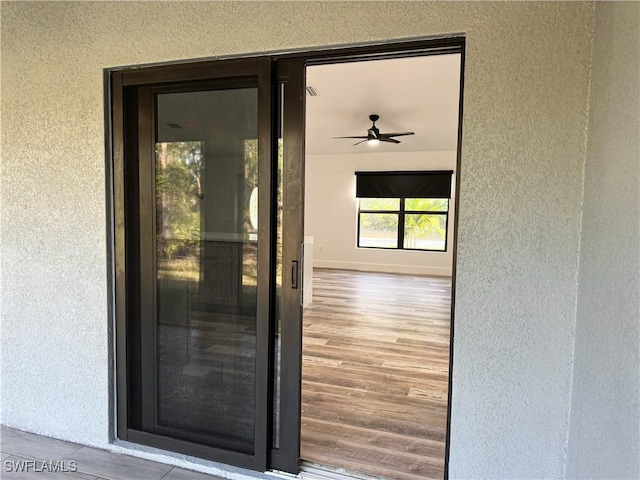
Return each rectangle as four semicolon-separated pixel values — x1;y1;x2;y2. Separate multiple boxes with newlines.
403;213;447;250
405;198;449;212
155;87;258;452
358;213;398;248
359;197;399;211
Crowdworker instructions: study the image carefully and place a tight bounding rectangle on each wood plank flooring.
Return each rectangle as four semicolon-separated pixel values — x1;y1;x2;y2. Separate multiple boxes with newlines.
301;269;452;480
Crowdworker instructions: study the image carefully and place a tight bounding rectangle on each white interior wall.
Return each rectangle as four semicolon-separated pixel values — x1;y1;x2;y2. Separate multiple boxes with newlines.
0;2;604;478
304;151;456;276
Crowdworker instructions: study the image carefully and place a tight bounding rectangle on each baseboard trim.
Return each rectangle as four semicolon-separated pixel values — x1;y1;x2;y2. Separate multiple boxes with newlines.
312;260;452;277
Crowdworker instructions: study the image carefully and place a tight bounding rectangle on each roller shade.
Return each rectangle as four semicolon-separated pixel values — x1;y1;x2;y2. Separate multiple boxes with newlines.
355;170;453;198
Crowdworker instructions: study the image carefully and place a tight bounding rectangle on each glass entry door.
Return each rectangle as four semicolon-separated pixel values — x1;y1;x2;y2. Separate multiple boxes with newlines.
114;59;277;471
149;86;262;450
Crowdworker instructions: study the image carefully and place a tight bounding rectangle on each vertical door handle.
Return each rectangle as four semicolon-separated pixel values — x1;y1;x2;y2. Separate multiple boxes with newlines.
291;260;299;289
300;241;305;307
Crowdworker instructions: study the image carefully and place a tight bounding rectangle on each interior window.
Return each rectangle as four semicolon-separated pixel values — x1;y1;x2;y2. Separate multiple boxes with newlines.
357;197;449;251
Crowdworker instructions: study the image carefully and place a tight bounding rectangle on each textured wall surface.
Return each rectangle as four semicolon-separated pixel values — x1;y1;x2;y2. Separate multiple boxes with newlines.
0;2;596;478
566;2;640;478
305;151;456;276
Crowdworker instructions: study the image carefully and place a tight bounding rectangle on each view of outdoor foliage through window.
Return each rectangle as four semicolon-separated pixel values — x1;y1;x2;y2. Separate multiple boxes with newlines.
358;197;448;251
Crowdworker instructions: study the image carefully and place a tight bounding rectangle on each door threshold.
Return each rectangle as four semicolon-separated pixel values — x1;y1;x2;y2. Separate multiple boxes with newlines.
297;461;390;480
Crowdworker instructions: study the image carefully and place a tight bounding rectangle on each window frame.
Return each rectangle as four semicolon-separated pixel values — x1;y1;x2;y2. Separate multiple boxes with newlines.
356;197;449;252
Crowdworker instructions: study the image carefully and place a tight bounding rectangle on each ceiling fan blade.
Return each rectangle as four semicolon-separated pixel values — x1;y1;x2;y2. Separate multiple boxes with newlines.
380;132;415;138
335;116;413;146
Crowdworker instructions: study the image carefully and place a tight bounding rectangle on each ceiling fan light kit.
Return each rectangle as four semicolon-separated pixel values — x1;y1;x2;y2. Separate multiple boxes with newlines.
333;114;415;146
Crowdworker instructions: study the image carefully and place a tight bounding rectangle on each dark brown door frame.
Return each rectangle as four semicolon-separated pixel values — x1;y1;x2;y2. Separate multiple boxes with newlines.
110;58;274;471
105;34;465;478
270;58;306;474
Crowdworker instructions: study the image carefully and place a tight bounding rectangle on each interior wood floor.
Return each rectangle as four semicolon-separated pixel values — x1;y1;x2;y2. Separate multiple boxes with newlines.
301;268;452;480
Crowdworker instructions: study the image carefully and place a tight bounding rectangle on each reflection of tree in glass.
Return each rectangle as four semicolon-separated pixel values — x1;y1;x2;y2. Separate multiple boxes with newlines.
241;138;284;234
243;139;258;236
242;140;258;288
241;139;284;287
275;139;283;284
156;141;203;262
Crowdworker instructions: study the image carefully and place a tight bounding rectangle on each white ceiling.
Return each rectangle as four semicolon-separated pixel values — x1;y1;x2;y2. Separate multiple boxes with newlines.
305;53;461;155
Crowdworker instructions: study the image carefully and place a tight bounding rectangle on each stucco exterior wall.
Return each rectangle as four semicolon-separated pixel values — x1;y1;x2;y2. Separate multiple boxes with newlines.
566;2;640;478
1;2;596;478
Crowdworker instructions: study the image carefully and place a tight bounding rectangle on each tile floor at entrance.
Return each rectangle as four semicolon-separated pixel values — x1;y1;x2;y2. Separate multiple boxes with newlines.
0;427;224;480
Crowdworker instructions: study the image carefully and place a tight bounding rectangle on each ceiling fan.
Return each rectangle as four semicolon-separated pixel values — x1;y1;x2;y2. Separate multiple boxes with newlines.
334;114;415;146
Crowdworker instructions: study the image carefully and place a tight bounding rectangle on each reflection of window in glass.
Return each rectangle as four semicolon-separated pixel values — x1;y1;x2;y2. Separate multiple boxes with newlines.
357;197;449;251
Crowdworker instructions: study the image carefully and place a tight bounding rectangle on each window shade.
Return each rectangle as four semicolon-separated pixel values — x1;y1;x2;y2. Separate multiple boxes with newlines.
355;171;453;199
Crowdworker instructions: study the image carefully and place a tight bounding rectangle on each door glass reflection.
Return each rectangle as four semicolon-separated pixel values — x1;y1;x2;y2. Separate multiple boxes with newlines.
155;87;258;451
